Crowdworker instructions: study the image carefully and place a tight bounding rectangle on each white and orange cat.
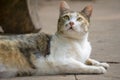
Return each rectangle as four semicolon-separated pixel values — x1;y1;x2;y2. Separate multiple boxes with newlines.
0;1;109;78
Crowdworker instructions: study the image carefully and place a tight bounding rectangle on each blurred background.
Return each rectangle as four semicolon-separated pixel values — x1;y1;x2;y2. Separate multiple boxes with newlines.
39;0;120;34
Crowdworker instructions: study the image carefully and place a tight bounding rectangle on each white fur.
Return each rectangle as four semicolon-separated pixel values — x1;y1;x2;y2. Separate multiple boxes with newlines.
34;32;108;75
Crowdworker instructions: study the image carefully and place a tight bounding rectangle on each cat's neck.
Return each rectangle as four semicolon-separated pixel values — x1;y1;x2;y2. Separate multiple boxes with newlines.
55;32;89;45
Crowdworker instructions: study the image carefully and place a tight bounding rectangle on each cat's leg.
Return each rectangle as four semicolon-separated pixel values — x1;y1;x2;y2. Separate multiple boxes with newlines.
0;64;17;78
86;58;109;69
0;71;17;78
57;58;106;74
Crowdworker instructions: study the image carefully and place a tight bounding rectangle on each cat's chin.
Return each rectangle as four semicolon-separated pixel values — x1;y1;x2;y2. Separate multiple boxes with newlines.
66;27;84;34
60;31;86;40
56;29;87;40
66;29;86;35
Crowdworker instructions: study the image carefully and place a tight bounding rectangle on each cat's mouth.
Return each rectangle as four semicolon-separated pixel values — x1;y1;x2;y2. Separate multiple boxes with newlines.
68;27;74;31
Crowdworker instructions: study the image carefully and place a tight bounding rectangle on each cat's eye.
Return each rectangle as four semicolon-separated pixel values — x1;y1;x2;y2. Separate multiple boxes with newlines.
63;15;70;20
77;17;83;21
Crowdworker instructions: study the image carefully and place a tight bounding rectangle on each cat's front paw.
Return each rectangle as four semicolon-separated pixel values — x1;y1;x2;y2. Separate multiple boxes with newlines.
89;66;106;74
100;63;109;69
96;66;106;74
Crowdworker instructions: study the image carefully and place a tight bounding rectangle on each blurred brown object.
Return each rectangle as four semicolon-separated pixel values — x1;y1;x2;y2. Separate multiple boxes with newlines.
0;0;41;34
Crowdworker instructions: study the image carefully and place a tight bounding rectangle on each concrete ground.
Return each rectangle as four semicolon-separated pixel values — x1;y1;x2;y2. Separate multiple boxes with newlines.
1;0;120;80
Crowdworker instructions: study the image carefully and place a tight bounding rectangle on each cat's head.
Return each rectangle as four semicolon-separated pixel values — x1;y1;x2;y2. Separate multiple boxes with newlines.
57;1;93;39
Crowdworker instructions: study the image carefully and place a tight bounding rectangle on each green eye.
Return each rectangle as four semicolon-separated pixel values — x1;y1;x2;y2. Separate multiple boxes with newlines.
77;17;82;21
63;15;70;20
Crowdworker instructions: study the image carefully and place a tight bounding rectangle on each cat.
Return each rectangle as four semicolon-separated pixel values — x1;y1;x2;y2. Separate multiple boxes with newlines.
0;1;109;78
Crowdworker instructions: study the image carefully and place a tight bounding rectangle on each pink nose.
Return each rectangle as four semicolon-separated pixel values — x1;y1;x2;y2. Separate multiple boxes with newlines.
69;22;74;26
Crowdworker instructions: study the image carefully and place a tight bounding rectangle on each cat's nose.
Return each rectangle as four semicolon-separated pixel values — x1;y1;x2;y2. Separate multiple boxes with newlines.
69;22;74;26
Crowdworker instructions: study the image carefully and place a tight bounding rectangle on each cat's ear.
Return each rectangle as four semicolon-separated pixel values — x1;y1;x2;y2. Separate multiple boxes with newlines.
81;5;93;17
60;1;70;15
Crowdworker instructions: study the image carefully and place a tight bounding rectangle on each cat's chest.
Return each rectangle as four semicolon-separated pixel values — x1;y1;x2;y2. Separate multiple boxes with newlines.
50;37;91;63
71;42;91;62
